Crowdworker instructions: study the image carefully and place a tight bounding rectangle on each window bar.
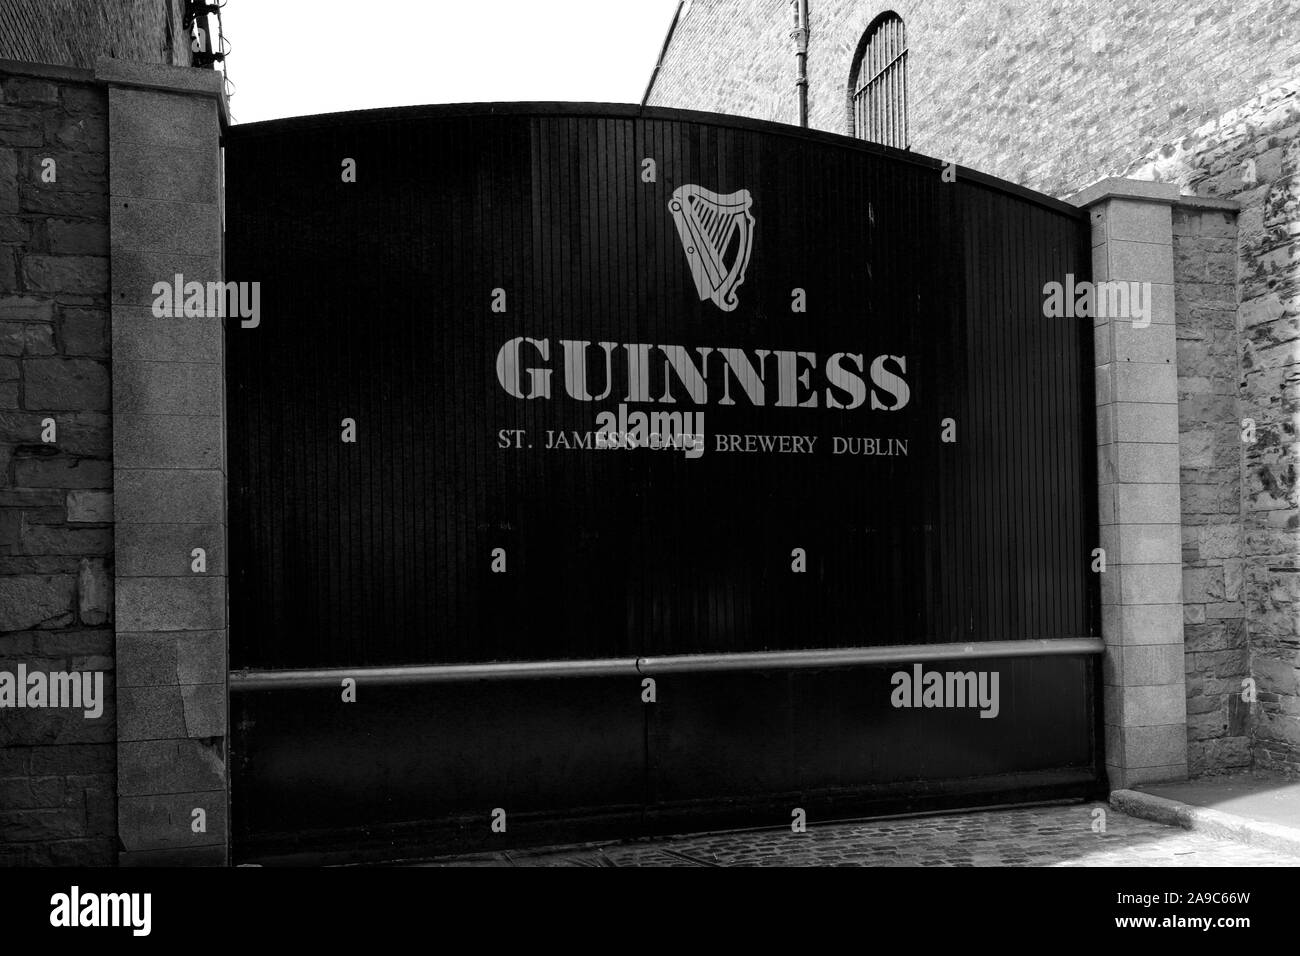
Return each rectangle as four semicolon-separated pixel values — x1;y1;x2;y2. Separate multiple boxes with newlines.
869;37;876;143
888;21;895;147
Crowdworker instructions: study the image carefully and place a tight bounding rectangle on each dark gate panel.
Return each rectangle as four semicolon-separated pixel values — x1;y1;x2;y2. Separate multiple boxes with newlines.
223;104;1099;861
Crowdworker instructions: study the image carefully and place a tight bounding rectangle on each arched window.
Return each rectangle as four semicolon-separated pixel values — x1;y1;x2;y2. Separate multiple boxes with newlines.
849;13;909;149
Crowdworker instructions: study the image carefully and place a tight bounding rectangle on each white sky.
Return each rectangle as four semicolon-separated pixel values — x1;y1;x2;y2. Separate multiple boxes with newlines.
216;0;682;125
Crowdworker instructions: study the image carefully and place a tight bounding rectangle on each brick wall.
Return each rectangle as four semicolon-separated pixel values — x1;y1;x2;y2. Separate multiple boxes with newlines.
647;0;1300;197
1128;81;1300;775
0;0;190;71
0;68;116;865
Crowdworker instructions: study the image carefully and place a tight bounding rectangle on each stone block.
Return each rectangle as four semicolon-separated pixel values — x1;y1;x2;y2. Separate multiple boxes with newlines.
1114;402;1179;443
181;684;225;737
111;305;223;365
47;220;108;255
12;455;111;489
110;140;217;204
51;412;111;457
114;360;223;417
108;87;219;151
1185;623;1229;652
62;86;106;115
112;469;224;524
1112;321;1176;364
1122;723;1188;768
0;321;55;356
1182;566;1225;603
1115;362;1178;404
111;197;220;258
19;185;107;219
18;519;111;557
1105;199;1172;244
110;251;220;309
1108;239;1175;284
77;556;112;626
0;573;75;630
0;688;115;747
1115;442;1180;483
1205;601;1245;620
117;738;225;796
1117;523;1181;565
48;112;106;152
116;523;225;576
66;489;112;523
0;628;113;662
115;576;226;632
1196;523;1240;559
1188;737;1250;775
1113;683;1187;726
118;791;226;851
60;308;108;356
20;255;108;295
114;414;222;469
116;630;225;686
117;685;186;741
29;743;114;774
22;357;110;411
3;78;59;105
1119;563;1183;605
0;296;55;323
1115;644;1186;686
0;808;88;842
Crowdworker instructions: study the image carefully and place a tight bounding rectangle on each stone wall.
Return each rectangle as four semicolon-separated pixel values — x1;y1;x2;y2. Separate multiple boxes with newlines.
647;0;1300;197
1129;81;1300;774
0;66;116;865
1172;201;1252;775
0;1;190;71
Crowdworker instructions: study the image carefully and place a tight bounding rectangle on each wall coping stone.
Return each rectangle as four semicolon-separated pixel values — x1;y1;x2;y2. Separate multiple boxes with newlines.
1172;195;1242;213
94;57;230;126
0;57;95;83
94;57;222;96
1068;177;1184;209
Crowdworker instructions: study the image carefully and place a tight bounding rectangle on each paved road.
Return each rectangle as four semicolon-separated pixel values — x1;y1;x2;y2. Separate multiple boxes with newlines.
418;802;1297;866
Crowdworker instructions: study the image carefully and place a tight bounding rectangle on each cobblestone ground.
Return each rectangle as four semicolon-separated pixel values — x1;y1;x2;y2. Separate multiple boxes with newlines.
419;803;1297;867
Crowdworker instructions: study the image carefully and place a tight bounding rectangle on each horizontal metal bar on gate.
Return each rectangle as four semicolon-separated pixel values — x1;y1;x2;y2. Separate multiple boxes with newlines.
228;639;1104;690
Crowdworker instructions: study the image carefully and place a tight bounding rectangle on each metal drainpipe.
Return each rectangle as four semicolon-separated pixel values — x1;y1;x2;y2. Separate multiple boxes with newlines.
791;0;810;127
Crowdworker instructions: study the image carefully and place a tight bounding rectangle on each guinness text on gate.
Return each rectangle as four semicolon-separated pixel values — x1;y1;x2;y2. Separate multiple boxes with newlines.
495;338;911;411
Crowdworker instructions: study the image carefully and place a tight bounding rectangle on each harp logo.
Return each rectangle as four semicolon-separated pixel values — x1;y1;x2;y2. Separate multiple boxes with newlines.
669;184;755;312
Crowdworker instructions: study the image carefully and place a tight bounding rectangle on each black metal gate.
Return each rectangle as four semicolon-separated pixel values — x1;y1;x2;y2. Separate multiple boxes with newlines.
223;104;1100;863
